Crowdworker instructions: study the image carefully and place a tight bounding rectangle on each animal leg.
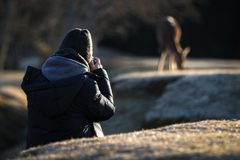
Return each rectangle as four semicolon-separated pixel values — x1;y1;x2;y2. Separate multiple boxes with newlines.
169;55;176;71
158;52;167;71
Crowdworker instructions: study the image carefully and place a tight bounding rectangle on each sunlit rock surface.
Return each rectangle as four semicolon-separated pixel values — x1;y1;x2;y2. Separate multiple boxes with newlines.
0;72;27;157
14;120;240;160
0;85;27;152
144;74;240;128
145;74;240;125
101;70;240;134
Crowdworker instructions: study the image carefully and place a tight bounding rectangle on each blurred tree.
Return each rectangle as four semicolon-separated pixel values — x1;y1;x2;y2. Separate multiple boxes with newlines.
0;0;115;70
99;0;205;55
0;0;14;70
0;0;61;69
99;0;203;37
0;0;204;70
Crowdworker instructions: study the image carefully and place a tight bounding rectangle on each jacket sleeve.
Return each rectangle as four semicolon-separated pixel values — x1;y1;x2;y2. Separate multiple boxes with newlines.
92;68;114;104
80;69;115;122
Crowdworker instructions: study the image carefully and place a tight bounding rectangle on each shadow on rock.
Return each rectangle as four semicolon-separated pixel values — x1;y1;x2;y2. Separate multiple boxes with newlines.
0;85;27;158
102;72;240;135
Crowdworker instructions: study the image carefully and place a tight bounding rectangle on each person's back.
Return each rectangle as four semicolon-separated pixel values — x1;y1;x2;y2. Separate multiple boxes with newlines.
21;29;115;149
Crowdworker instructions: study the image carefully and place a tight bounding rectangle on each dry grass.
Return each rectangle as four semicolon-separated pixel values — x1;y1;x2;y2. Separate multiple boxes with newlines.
14;120;240;160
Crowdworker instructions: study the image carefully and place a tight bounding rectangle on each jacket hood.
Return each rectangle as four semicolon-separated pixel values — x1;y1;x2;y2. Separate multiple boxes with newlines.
42;55;88;81
21;66;89;117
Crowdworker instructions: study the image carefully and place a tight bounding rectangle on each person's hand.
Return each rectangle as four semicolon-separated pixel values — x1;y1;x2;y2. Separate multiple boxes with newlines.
89;57;103;72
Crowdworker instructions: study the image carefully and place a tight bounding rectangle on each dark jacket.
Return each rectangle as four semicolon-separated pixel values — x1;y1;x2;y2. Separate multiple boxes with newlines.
21;56;115;149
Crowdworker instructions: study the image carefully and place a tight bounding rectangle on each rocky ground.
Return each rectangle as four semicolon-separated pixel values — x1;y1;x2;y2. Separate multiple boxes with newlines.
13;120;240;160
0;71;27;160
100;69;240;135
1;47;240;159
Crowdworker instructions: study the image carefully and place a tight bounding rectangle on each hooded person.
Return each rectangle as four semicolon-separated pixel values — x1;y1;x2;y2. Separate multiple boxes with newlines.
21;28;115;149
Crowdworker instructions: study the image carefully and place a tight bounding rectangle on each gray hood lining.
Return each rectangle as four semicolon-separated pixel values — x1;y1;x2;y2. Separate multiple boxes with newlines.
42;56;88;81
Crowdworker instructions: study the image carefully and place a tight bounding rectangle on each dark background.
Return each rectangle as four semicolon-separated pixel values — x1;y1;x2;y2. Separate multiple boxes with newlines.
100;0;240;59
0;0;240;71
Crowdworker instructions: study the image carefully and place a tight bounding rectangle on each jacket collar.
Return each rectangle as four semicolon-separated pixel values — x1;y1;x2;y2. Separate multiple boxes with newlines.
42;56;88;81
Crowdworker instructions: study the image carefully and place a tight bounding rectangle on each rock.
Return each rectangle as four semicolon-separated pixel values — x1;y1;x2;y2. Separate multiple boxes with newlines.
101;73;181;135
3;70;240;159
0;86;27;153
144;74;240;128
101;71;240;134
0;72;28;158
13;120;240;160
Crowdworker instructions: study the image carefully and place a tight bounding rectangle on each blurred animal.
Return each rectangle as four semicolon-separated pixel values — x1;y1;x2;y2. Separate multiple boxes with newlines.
156;16;190;71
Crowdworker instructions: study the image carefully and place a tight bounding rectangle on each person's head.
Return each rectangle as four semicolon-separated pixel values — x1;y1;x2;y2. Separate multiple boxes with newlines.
58;28;93;63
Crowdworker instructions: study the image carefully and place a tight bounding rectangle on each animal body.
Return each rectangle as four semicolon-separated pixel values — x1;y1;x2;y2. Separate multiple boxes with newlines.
156;16;190;71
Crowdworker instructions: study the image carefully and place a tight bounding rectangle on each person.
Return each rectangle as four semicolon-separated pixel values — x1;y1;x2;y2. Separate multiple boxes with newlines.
21;28;115;149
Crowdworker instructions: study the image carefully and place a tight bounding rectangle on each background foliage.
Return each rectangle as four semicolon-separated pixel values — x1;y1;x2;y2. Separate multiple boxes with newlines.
0;0;239;70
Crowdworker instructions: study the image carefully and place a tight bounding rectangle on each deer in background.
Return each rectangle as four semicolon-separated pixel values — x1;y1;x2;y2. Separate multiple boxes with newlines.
156;16;190;71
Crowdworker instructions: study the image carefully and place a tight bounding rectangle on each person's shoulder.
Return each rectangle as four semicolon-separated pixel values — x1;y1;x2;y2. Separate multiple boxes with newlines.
82;76;98;91
77;77;98;98
22;66;46;86
84;77;97;86
24;66;42;78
